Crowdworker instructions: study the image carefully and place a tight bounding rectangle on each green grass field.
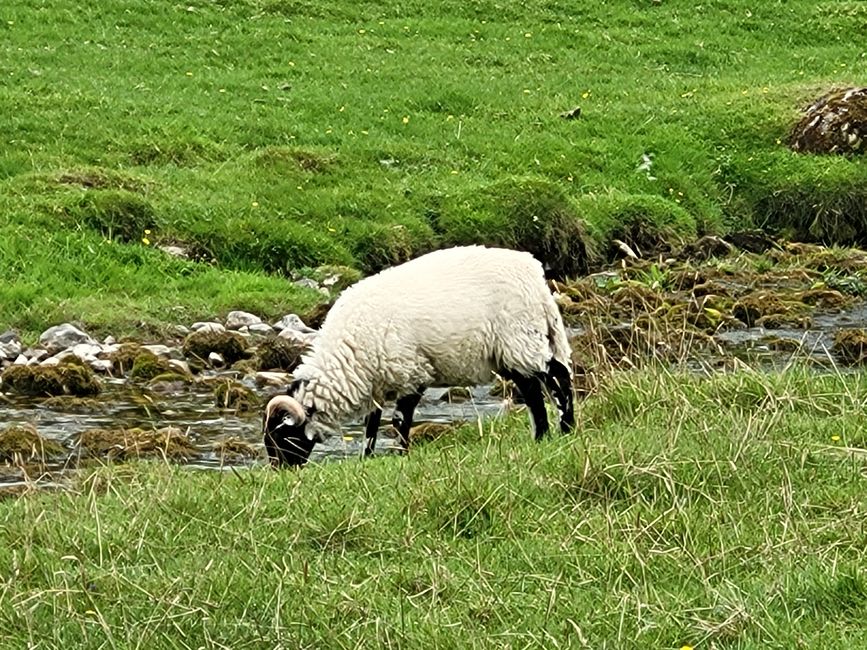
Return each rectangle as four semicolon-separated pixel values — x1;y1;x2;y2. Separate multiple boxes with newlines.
1;368;865;648
2;0;865;338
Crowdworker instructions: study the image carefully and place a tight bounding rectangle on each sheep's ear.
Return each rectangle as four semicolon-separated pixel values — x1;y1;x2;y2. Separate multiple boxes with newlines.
286;378;304;396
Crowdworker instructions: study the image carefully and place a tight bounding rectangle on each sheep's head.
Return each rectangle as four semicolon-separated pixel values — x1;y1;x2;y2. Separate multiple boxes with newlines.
262;394;319;467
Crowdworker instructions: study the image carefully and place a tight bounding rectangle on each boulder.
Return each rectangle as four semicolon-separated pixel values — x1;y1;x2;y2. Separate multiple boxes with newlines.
789;87;867;155
39;323;97;353
226;310;262;330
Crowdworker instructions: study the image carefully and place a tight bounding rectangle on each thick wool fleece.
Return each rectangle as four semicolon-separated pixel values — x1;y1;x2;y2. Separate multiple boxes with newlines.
292;246;572;423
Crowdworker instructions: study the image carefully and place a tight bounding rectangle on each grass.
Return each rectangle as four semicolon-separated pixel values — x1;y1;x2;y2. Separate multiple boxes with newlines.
1;0;865;338
1;367;865;648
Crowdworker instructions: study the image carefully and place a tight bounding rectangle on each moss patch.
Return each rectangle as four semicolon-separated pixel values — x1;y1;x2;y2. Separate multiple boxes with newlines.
254;337;305;372
129;352;177;381
789;87;867;155
0;424;64;463
214;381;258;412
74;426;197;461
183;331;249;365
1;363;100;397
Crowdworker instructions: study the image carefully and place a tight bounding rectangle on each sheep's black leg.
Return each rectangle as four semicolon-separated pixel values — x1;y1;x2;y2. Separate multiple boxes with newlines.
545;358;575;433
393;389;424;451
363;408;382;457
502;369;549;440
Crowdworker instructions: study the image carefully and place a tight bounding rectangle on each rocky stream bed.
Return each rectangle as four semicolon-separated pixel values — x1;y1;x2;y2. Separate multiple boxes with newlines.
5;236;867;494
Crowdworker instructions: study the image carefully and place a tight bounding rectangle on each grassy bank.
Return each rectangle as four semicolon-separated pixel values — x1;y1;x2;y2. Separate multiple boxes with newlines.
1;0;865;337
1;368;865;648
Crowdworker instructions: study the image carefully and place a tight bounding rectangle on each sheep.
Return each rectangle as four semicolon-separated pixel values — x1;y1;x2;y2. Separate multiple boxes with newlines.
263;245;574;467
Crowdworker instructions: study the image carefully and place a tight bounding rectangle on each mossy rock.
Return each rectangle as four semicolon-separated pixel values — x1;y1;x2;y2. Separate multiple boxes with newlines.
435;176;591;279
834;329;867;365
789;87;867;155
39;396;106;413
214;381;258;412
129;351;177;382
409;422;462;446
109;343;144;374
762;336;802;353
147;372;194;393
254;337;305;372
294;264;362;292
74;426;197;461
0;424;65;463
213;437;260;460
183;330;249;365
439;386;472;404
1;363;100;397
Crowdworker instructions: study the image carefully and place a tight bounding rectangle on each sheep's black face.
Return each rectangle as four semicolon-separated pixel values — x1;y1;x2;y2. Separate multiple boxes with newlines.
263;395;315;468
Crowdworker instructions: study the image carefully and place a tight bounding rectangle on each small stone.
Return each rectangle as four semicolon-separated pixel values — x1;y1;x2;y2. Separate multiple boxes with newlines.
39;323;97;353
226;310;262;330
277;328;317;347
249;323;275;336
274;313;317;333
0;330;20;344
174;325;191;336
141;344;183;360
167;359;192;375
254;371;291;387
13;354;27;366
293;278;320;292
191;322;226;334
71;343;103;360
89;359;114;373
0;340;22;360
208;351;225;368
103;335;116;346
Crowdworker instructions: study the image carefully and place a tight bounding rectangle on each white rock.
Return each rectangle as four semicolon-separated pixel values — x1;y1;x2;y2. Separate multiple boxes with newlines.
90;359;114;373
100;343;121;357
293;278;320;291
255;371;291;387
191;322;225;334
103;335;116;346
273;313;317;333
159;244;189;258
174;325;191;336
141;344;183;360
0;330;20;344
208;351;225;367
249;322;275;336
278;328;317;347
167;359;191;375
39;323;97;353
0;340;22;360
13;354;27;366
24;348;48;362
226;310;262;330
41;356;60;367
72;343;103;360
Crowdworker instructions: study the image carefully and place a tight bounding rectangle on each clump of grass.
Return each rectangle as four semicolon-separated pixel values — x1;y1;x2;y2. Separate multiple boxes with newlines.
833;329;867;365
213;436;260;461
62;190;157;243
436;176;591;278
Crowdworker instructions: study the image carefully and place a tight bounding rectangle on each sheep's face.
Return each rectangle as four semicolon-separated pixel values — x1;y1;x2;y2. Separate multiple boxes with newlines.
262;395;319;467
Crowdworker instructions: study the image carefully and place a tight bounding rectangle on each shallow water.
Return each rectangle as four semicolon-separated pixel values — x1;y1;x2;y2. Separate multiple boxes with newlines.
4;301;867;488
0;375;512;487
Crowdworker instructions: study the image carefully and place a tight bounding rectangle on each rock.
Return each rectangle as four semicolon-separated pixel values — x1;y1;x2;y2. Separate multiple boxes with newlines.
208;351;226;368
293;278;320;292
254;371;291;388
789;87;867;155
277;328;317;348
38;323;97;353
0;340;22;361
213;380;257;411
249;322;275;336
724;230;778;254
0;330;20;344
182;330;249;365
254;337;305;372
25;349;48;363
89;359;114;373
191;322;225;334
167;359;192;375
158;244;189;259
273;313;317;333
13;354;27;366
71;343;103;361
226;310;262;330
141;344;183;360
174;325;191;337
103;335;116;346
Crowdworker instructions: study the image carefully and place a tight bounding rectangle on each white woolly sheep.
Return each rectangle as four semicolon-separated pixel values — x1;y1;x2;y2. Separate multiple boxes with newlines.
263;245;574;467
